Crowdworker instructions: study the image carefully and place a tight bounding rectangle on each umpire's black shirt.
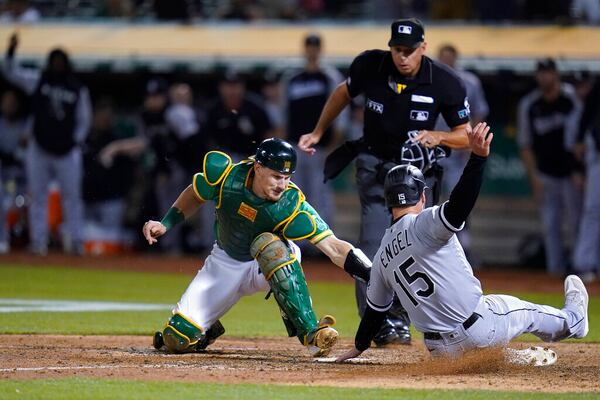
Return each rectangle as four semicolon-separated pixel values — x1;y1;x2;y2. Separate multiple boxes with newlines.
347;50;470;159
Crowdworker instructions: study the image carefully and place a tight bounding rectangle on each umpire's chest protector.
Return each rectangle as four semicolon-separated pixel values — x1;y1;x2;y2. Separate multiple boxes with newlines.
352;52;468;159
216;162;301;261
363;61;439;157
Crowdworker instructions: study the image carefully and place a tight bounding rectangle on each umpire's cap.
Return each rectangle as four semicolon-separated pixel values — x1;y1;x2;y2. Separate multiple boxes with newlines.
388;18;425;48
255;138;297;175
384;165;426;209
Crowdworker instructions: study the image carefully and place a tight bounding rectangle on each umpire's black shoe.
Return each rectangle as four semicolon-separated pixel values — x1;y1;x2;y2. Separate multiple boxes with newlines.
389;317;411;345
196;320;226;351
373;318;402;347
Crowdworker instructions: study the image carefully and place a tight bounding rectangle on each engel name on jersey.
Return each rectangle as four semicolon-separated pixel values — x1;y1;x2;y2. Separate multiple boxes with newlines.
367;204;483;333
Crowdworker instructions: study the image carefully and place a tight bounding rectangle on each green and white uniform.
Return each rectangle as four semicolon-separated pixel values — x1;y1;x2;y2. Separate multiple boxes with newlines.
168;151;333;350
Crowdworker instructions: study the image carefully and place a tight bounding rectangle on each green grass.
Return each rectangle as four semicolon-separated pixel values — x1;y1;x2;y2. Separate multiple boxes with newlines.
0;264;360;337
0;379;596;400
0;264;186;303
1;264;599;342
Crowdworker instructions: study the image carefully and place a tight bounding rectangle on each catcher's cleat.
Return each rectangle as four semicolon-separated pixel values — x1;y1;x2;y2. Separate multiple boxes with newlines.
196;320;226;351
564;275;589;339
153;331;164;350
505;346;557;367
306;315;339;357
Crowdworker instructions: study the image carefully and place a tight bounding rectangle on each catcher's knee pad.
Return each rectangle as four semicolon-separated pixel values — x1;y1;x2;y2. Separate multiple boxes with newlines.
250;232;295;280
250;232;318;338
162;312;205;353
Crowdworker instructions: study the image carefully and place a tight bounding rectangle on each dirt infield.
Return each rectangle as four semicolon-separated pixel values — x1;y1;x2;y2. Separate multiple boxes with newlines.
0;335;598;393
2;251;599;392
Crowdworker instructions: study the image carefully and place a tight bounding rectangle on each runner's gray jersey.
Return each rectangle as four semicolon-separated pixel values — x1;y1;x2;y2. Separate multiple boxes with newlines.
366;203;483;332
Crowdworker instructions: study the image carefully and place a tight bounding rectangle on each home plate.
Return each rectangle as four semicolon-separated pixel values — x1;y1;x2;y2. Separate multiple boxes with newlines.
314;357;372;364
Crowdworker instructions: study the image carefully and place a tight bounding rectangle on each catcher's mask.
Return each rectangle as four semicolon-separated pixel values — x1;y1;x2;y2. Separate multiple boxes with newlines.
254;138;297;175
400;130;446;173
384;164;427;208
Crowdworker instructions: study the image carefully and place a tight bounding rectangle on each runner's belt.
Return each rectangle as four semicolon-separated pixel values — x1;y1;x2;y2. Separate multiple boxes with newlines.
423;312;481;341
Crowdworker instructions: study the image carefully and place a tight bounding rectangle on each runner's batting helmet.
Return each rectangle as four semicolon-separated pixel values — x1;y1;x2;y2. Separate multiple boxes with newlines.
384;165;427;208
255;138;297;174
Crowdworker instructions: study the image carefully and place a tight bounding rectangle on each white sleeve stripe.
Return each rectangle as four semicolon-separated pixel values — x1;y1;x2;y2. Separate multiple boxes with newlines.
366;296;392;313
439;202;465;233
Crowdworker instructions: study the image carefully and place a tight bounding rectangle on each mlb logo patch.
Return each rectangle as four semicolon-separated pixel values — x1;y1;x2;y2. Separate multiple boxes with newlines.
283;161;291;172
398;25;412;34
410;110;429;121
458;97;471;119
367;99;384;114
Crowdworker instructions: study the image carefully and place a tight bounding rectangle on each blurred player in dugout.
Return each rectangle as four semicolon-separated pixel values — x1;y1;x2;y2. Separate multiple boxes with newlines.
281;33;348;233
2;33;92;255
572;74;600;282
518;58;583;277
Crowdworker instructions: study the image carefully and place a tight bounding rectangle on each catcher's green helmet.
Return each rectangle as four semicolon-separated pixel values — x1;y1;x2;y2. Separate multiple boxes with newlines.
255;138;297;174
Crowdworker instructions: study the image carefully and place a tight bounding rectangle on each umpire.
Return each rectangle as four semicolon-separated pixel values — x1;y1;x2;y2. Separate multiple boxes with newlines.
299;18;471;346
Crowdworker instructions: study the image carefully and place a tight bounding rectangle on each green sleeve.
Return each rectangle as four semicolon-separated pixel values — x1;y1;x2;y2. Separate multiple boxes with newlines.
282;199;333;244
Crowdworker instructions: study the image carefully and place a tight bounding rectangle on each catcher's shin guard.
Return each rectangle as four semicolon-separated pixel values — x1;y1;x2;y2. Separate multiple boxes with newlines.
251;233;319;339
162;312;205;353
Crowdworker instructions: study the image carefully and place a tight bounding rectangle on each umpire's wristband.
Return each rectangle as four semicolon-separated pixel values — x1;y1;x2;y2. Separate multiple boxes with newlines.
160;207;185;230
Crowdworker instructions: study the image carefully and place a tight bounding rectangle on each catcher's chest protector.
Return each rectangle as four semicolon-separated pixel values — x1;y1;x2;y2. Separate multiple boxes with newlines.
216;163;301;261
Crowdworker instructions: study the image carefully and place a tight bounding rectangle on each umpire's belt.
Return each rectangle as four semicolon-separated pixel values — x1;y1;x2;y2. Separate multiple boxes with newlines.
423;312;481;341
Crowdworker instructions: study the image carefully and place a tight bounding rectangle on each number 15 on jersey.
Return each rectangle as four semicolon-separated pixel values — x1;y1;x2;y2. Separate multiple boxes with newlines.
393;256;435;307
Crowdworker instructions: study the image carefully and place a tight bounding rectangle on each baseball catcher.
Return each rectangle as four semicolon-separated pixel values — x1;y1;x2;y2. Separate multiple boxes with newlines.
143;138;371;356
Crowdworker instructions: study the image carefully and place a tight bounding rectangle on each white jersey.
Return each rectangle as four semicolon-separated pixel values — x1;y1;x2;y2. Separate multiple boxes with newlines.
366;202;483;333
